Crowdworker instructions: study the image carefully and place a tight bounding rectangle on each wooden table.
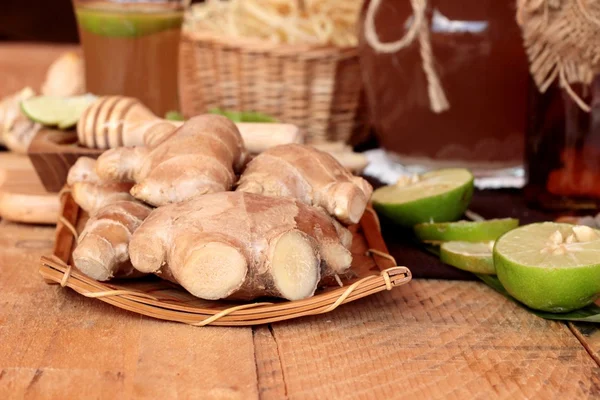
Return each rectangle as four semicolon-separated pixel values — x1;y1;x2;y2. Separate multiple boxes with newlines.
1;44;600;400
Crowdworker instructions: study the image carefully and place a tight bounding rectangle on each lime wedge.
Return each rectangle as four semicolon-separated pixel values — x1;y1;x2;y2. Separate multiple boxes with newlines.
414;218;519;242
21;95;96;129
494;222;600;312
372;168;474;227
440;241;495;274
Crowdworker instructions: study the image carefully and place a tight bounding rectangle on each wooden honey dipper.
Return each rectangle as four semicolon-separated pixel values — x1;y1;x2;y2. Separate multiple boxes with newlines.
77;96;303;153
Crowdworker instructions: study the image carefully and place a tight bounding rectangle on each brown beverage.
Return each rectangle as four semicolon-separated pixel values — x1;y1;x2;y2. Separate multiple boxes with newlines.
75;1;183;116
525;79;600;211
359;0;529;171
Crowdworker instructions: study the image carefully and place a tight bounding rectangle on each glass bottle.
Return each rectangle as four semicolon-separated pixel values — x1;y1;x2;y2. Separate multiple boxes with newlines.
525;78;600;211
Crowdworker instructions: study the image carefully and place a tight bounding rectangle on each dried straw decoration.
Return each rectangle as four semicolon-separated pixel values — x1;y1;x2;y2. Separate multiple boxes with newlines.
40;190;412;326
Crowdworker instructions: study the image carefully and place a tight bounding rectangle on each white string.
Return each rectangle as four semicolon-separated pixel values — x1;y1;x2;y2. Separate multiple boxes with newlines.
364;0;449;113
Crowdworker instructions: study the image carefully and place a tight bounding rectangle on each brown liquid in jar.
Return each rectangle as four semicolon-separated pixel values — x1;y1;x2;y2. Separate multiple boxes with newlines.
525;79;600;211
359;0;529;170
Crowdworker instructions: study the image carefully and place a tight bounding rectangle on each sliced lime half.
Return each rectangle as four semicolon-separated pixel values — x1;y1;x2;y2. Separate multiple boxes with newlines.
414;218;519;242
494;222;600;312
372;168;474;227
21;95;96;129
440;241;495;274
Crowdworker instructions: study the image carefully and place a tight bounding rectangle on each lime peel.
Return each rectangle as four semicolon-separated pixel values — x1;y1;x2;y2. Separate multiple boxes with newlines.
494;222;600;312
372;168;474;227
414;218;519;242
440;241;496;274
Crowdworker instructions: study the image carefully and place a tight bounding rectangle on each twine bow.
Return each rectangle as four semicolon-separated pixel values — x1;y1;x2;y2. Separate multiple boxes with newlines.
364;0;450;113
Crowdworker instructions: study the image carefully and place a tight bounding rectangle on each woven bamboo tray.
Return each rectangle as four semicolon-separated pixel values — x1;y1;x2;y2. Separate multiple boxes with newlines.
179;31;362;144
39;190;411;326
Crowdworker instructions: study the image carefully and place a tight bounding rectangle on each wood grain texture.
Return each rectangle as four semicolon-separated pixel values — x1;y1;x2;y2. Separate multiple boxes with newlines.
259;280;600;399
0;221;259;400
569;323;600;367
27;129;102;193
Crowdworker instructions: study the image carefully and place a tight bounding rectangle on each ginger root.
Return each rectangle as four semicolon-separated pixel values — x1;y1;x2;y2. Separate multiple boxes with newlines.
67;157;135;214
237;144;373;224
41;52;85;97
73;200;152;281
128;192;353;300
96;115;248;206
0;87;40;153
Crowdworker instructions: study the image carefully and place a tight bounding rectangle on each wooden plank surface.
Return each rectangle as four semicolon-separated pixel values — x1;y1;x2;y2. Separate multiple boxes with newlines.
570;322;600;367
259;281;600;399
1;42;600;399
2;218;599;399
0;222;259;400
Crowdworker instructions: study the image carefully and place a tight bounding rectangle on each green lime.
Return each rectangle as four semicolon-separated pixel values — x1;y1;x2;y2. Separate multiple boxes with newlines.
440;241;495;274
21;95;96;129
209;108;277;123
165;110;185;121
76;5;183;38
494;222;600;312
372;168;474;227
414;218;519;242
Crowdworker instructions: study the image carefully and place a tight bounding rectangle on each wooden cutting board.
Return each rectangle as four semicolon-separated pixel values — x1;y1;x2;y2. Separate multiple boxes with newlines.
0;152;59;224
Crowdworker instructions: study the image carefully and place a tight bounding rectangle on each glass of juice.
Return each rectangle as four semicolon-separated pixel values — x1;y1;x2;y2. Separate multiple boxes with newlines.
73;0;188;117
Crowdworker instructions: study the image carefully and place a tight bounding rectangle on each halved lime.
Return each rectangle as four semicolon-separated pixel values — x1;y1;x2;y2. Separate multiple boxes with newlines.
440;241;495;274
494;222;600;312
372;168;474;227
21;95;96;129
414;218;519;242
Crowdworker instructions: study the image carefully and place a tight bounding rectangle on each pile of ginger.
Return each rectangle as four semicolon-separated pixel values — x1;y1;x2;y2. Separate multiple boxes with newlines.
69;114;373;301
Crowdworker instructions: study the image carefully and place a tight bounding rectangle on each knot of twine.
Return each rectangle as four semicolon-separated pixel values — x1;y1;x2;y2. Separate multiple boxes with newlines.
517;0;600;112
364;0;449;113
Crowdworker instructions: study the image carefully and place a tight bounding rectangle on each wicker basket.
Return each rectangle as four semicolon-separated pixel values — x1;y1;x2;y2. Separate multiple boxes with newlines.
179;31;362;143
39;190;411;326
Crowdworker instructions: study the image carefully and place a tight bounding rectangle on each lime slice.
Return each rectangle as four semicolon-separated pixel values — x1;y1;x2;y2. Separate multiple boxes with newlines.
440;241;495;274
414;218;518;242
372;168;474;227
21;95;96;129
494;222;600;312
76;6;183;38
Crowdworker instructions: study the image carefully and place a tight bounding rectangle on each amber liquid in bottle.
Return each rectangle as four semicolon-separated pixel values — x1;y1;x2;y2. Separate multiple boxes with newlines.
525;78;600;211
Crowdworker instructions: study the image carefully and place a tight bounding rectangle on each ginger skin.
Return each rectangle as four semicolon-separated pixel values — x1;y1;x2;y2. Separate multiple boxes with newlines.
96;115;248;206
237;144;373;225
67;157;135;214
129;192;353;301
73;200;152;281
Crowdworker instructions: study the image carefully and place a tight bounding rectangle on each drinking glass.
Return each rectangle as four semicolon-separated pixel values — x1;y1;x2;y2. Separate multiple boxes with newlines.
73;0;189;117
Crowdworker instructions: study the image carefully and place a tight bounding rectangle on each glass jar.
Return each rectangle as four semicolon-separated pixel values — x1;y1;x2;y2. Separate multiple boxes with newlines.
358;0;529;173
73;0;187;116
525;78;600;211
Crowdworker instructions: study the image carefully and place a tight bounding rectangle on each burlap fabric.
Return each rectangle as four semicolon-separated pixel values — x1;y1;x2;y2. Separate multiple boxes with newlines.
517;0;600;111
